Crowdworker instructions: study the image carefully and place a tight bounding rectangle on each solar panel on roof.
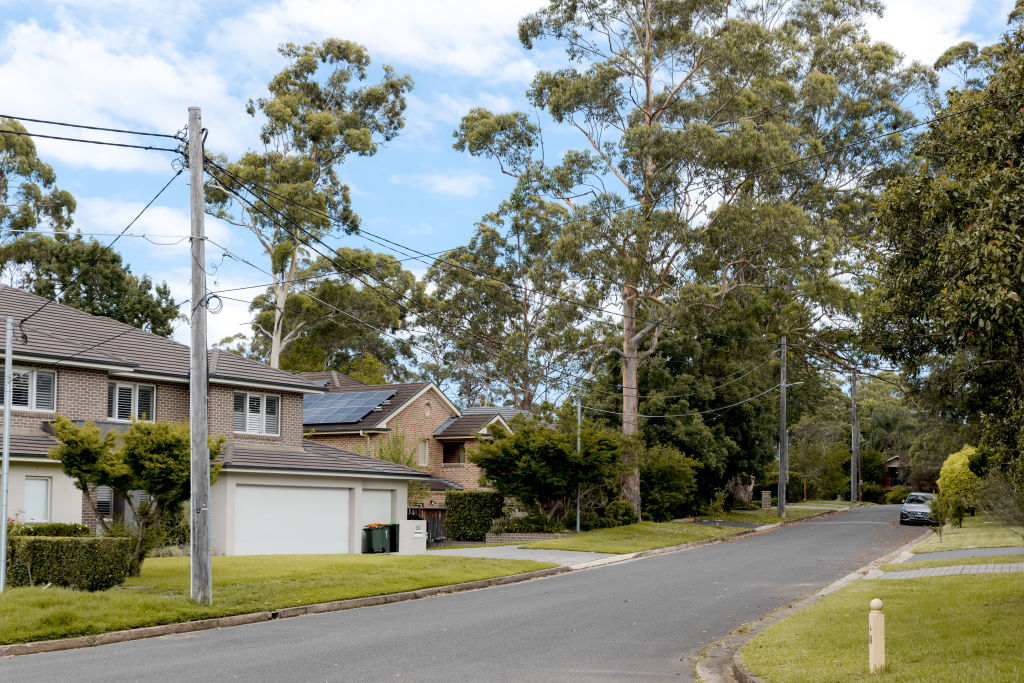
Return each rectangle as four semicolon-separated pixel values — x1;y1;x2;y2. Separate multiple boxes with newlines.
302;390;397;425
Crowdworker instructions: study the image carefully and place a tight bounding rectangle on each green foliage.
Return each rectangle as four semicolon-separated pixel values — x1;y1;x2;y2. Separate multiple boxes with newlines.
470;416;620;524
15;523;90;537
860;482;885;504
372;430;427;505
6;536;132;591
0;117;76;235
206;39;413;368
885;485;912;504
938;446;982;515
488;515;566;534
601;500;638;528
0;233;179;336
48;416;224;575
978;457;1024;540
444;491;505;541
930;493;950;540
639;444;700;522
708;490;729;519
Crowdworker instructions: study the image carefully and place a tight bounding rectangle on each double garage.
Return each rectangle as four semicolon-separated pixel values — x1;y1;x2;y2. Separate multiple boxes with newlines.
212;473;405;556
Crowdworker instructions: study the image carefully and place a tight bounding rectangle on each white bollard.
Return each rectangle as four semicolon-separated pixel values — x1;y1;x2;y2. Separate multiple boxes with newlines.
869;598;885;673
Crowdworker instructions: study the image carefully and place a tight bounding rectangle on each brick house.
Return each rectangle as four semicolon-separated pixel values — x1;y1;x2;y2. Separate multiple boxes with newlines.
299;372;517;506
0;285;429;555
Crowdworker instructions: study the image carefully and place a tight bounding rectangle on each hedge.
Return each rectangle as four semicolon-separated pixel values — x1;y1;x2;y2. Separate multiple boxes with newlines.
17;522;91;537
6;536;133;591
444;491;504;541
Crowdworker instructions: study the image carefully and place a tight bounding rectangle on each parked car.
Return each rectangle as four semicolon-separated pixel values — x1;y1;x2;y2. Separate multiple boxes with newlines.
899;492;937;525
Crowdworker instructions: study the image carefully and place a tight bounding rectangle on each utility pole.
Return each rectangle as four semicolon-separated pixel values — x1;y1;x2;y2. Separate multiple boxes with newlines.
576;392;582;533
0;317;13;592
850;366;860;503
188;107;212;605
778;335;787;518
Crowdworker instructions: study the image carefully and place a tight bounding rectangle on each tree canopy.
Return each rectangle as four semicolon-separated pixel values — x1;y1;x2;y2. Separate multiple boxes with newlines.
0;118;75;236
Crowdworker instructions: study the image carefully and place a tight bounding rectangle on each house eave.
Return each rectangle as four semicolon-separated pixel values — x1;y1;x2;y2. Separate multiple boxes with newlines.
221;465;430;479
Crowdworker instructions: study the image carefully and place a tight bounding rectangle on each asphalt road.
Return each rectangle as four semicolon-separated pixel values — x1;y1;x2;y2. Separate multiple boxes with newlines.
0;505;923;682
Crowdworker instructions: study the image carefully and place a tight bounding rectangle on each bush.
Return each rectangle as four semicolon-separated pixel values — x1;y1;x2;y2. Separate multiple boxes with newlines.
6;536;133;591
640;445;699;521
708;490;728;519
9;522;90;537
938;445;981;511
884;485;912;505
861;482;886;504
602;500;638;528
444;491;504;541
489;515;566;534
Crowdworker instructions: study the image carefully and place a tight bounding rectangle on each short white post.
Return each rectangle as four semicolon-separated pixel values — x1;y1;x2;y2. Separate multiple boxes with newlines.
869;598;885;673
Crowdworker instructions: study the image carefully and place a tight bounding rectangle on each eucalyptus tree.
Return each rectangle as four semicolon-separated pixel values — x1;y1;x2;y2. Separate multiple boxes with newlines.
419;191;603;409
206;40;412;367
456;0;929;514
0;117;75;236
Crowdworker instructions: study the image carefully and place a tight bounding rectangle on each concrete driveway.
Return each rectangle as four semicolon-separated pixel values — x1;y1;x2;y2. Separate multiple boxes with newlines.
427;544;614;566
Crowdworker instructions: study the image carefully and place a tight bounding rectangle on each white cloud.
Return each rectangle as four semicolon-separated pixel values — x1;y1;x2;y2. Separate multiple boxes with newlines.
868;1;1007;66
389;171;491;198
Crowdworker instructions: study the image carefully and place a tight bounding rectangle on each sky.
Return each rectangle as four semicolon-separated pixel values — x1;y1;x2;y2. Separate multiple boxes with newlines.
0;0;1015;347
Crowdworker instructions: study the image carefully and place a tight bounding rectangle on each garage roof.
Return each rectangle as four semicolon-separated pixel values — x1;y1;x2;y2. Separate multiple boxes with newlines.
223;440;431;478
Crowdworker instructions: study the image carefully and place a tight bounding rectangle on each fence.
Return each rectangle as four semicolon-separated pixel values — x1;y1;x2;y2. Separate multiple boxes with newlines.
408;507;446;546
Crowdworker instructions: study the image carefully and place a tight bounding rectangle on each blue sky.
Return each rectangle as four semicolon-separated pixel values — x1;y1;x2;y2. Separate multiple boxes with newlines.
0;0;1015;346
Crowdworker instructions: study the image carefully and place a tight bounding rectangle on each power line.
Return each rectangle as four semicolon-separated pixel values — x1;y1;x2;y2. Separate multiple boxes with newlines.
0;127;182;153
583;383;781;420
18;169;185;333
0;114;181;139
580;356;773;399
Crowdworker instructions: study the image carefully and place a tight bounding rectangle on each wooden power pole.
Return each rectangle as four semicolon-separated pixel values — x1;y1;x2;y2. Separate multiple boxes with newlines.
778;335;787;518
188;107;212;605
850;366;860;503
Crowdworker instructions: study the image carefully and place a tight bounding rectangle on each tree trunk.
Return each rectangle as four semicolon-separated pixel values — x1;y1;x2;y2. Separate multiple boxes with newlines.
620;285;642;518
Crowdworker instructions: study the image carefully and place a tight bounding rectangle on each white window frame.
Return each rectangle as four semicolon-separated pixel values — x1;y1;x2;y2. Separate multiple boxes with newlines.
2;367;56;412
233;391;281;436
24;476;51;523
107;382;157;422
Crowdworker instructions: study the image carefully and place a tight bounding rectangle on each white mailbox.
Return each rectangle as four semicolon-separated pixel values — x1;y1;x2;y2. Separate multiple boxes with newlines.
398;519;428;555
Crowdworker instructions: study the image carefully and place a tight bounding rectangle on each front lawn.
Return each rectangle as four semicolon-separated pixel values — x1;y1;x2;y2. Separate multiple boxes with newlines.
704;507;824;526
519;521;738;554
911;514;1024;553
0;554;554;645
741;575;1024;682
879;554;1024;572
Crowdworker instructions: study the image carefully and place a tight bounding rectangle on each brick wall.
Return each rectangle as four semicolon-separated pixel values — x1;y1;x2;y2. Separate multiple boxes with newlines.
440;439;488;490
208;384;304;447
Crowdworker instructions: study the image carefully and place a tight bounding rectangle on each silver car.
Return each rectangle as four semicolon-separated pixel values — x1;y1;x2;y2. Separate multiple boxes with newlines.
899;492;937;525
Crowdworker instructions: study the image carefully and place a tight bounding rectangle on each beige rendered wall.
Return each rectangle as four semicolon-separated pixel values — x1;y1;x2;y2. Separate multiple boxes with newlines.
6;460;82;524
211;471;411;556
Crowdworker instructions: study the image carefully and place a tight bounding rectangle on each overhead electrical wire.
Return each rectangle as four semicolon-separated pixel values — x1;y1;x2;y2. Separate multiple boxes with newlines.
0;113;182;139
0;126;182;153
583;383;782;420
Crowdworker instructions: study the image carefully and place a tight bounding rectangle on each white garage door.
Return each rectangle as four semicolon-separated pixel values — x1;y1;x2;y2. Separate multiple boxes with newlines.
234;485;350;555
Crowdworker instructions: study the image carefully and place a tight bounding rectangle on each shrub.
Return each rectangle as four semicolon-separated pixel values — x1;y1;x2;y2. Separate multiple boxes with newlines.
602;500;638;528
444;491;504;541
6;536;133;591
489;515;567;534
708;490;728;519
938;445;981;512
7;521;91;538
640;445;699;521
884;485;912;505
861;482;886;503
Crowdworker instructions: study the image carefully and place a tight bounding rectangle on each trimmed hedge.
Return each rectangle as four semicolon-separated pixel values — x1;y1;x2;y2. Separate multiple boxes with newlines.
489;515;566;534
6;536;133;591
17;522;91;537
444;491;504;541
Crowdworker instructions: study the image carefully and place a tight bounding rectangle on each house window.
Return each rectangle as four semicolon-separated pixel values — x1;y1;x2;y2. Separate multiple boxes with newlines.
442;441;465;464
94;485;114;519
417;439;429;466
233;392;280;436
107;382;156;421
24;477;51;522
0;367;56;411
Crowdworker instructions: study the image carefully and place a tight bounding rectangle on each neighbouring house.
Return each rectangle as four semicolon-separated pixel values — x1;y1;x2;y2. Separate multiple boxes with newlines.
881;454;907;490
299;372;520;506
0;285;429;555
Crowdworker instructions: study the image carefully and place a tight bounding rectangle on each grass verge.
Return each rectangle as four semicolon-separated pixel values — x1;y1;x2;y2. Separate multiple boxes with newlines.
911;514;1024;553
704;507;823;526
0;554;554;645
519;521;738;553
879;554;1024;572
428;543;518;550
742;575;1024;682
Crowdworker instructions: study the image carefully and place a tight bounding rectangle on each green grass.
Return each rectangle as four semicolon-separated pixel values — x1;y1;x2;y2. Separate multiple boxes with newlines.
0;554;554;645
879;555;1024;572
519;521;738;553
911;514;1024;553
797;500;855;508
742;575;1024;682
705;507;824;525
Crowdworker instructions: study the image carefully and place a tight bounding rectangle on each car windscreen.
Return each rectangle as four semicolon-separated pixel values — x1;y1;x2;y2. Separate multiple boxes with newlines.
905;494;928;504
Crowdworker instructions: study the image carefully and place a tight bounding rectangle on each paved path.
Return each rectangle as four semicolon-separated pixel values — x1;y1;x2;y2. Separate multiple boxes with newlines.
903;546;1024;561
0;505;921;682
427;545;614;566
882;562;1024;579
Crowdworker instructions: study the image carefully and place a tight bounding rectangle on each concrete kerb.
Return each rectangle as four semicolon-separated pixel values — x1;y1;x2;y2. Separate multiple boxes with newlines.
694;529;931;683
0;505;856;659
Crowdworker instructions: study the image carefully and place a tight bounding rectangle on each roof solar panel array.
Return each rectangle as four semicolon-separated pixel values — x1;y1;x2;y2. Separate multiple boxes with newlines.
303;390;397;425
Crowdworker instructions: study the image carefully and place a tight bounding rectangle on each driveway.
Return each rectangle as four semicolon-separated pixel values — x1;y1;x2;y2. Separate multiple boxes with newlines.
428;545;614;566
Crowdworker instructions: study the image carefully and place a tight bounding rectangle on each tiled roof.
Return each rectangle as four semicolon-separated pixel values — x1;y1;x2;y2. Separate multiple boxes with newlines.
0;286;319;392
223;439;430;478
462;405;526;420
434;412;508;438
425;477;463;492
4;432;59;457
296;371;368;390
300;380;434;431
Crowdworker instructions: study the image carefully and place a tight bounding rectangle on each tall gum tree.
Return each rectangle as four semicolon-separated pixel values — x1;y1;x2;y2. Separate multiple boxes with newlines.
456;0;929;515
207;40;412;367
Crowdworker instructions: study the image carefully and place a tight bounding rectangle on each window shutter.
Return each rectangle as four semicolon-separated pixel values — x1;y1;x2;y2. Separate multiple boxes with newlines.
11;371;29;407
264;395;280;435
107;383;116;418
34;371;55;411
418;440;428;466
247;395;262;433
137;386;155;420
95;485;113;518
117;385;133;421
233;393;247;432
